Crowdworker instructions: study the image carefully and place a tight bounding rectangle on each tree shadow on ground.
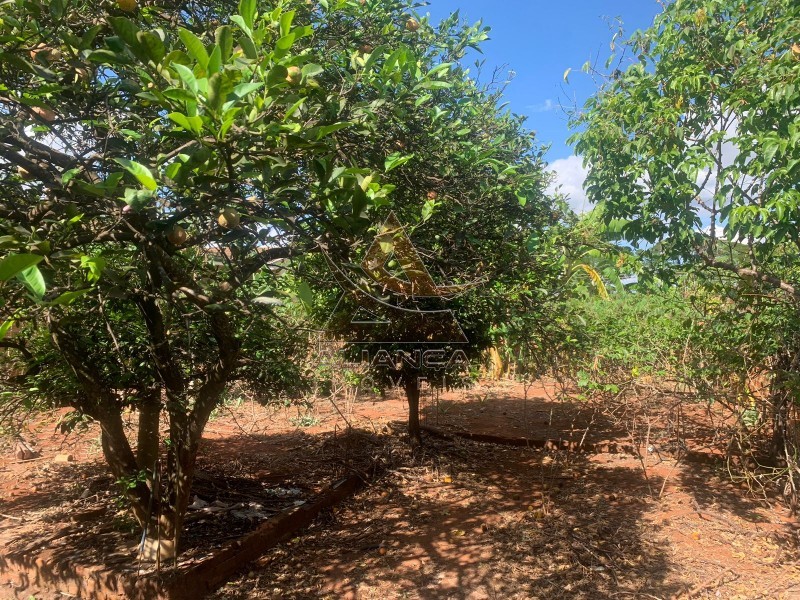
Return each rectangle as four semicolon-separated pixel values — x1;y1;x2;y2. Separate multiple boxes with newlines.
674;458;800;551
0;427;381;600
422;388;797;532
419;384;627;446
212;434;684;600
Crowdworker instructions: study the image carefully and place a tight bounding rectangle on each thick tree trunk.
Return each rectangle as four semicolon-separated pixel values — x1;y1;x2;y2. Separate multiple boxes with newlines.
403;373;422;446
137;392;161;472
97;409;152;527
50;320;154;530
157;382;229;556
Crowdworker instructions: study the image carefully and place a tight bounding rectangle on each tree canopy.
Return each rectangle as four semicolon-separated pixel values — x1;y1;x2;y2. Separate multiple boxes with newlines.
0;0;557;554
571;0;800;504
572;0;799;295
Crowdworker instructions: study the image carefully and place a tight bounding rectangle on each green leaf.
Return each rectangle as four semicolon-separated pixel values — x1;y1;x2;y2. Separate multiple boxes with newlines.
314;122;353;140
301;63;324;78
422;199;435;222
163;88;197;102
163;49;192;68
61;168;81;184
266;65;288;86
296;280;314;310
79;25;102;50
230;15;253;41
109;17;147;62
238;35;258;58
232;82;263;98
0;319;14;340
206;72;223;113
173;63;198;94
275;33;296;52
427;62;453;77
216;25;233;62
168;112;203;134
137;30;166;63
113;158;158;190
0;254;44;281
283;97;306;120
385;152;415;172
563;67;571;83
179;28;209;69
17;266;46;299
414;80;452;91
207;45;222;74
86;49;132;65
280;10;296;37
1;52;56;80
49;0;64;19
81;256;106;283
48;289;91;306
239;0;257;31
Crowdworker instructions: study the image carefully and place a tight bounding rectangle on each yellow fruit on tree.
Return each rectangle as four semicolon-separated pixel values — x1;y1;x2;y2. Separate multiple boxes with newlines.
29;44;61;63
285;66;302;85
17;166;33;181
167;225;187;246
73;67;91;84
117;0;137;12
217;208;240;229
405;18;420;32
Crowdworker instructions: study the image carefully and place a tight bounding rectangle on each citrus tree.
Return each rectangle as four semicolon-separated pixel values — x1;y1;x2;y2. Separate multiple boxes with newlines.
0;0;558;555
571;0;800;504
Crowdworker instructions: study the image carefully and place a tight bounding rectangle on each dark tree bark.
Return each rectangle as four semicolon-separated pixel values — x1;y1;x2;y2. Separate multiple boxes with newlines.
49;320;153;525
136;391;161;472
403;371;422;446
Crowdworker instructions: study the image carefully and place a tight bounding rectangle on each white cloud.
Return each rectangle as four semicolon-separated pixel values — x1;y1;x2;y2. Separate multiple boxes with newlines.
547;155;591;213
526;99;555;113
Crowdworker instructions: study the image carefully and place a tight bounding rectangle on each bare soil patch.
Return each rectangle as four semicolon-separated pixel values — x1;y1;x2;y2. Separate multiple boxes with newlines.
1;381;798;599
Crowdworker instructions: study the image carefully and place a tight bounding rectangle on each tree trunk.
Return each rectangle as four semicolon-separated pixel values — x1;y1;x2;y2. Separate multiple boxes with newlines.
769;352;797;461
137;392;161;472
50;321;154;530
772;391;789;459
156;382;228;557
97;409;152;527
403;372;422;446
140;513;177;562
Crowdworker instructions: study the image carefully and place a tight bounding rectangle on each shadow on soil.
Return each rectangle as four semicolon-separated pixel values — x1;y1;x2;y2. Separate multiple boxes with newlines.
213;433;686;600
3;390;797;599
0;428;379;599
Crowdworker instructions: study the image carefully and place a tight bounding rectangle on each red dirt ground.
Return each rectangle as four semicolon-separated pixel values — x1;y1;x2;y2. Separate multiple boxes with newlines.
1;380;799;599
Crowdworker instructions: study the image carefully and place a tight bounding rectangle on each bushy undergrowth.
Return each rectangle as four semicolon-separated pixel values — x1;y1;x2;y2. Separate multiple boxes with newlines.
566;290;698;393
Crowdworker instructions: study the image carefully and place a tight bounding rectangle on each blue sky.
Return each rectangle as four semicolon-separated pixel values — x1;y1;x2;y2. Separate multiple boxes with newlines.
423;1;663;211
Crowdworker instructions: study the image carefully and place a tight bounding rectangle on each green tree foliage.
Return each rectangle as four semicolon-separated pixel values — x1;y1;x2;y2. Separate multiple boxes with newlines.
572;0;800;287
571;0;800;506
0;0;557;552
